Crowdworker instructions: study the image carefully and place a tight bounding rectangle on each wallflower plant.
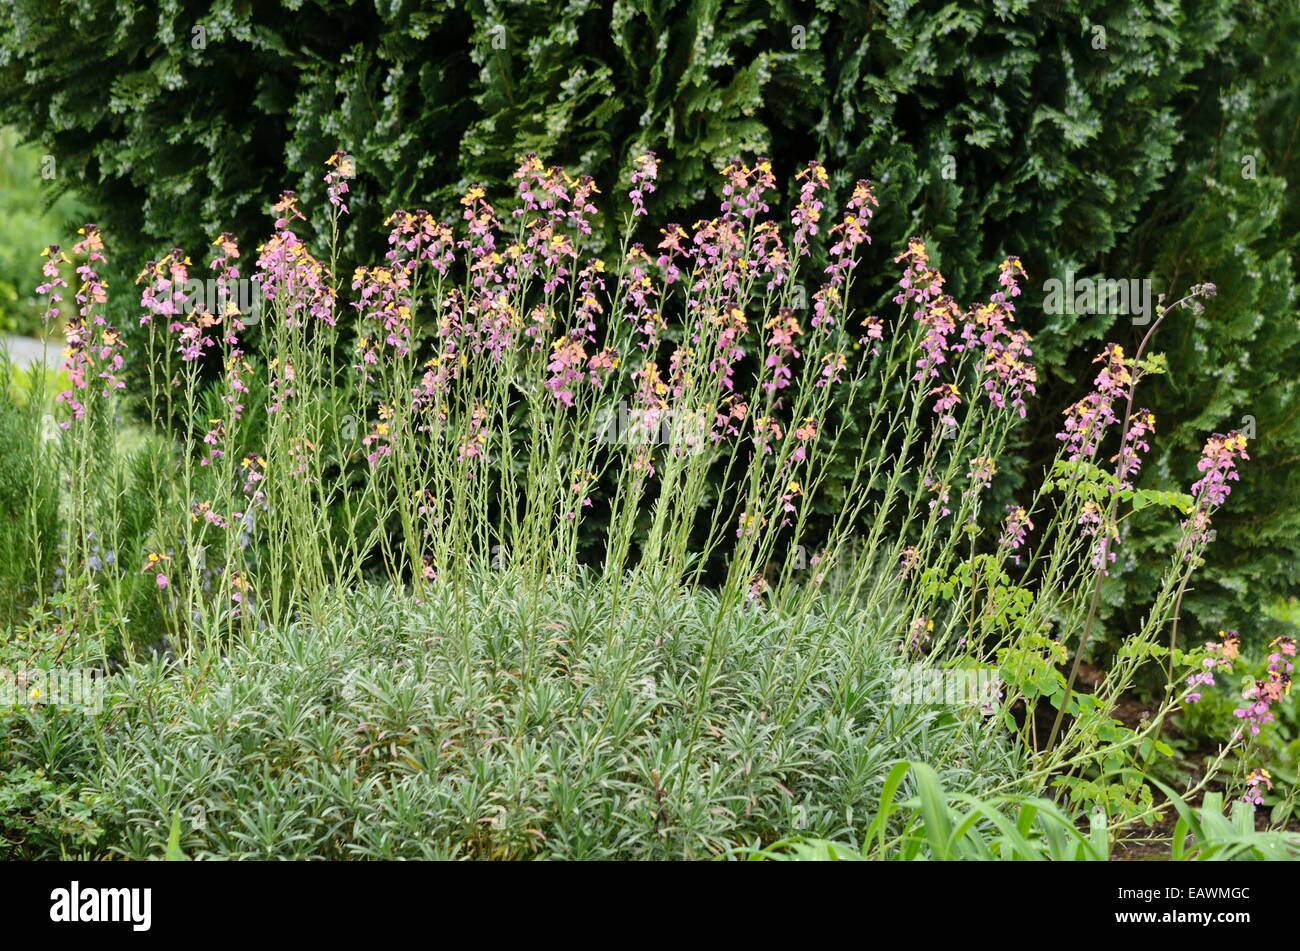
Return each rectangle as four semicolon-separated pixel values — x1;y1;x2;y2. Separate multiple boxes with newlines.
3;150;1279;855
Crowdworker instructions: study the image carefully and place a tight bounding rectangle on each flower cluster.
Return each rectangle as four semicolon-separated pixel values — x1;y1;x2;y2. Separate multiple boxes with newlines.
711;395;748;443
1189;431;1249;510
1001;505;1033;556
923;472;952;519
458;404;490;470
352;265;415;364
719;158;776;222
1114;409;1156;490
822;179;878;293
791;418;817;464
623;245;665;349
1182;431;1250;548
1077;499;1120;572
929;382;961;431
893;238;945;313
1184;630;1239;703
362;405;393;467
52;226;124;425
750;221;789;292
257;193;337;328
628;151;658;218
140;551;171;591
1057;344;1129;462
790;161;830;256
1234;635;1294;736
902;616;934;657
763;310;804;394
137;248;191;328
965;455;997;496
36;244;69;324
708;306;748;392
208;235;251;456
1243;768;1273;807
324;150;355;214
546;335;589;408
857;312;883;355
914;297;960;384
239;453;267;509
974;258;1037;418
191;500;227;529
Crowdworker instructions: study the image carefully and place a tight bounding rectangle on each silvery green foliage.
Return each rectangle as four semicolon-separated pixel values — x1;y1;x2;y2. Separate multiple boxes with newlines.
80;577;1020;859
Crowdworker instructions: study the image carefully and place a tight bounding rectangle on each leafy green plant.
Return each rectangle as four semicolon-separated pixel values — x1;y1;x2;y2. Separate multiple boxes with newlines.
741;761;1300;861
0;701;107;859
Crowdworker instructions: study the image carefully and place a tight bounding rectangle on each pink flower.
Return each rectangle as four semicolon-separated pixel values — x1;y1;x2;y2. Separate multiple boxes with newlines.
141;552;171;591
763;310;803;393
53;225;125;425
1056;344;1129;461
913;297;960;382
1181;431;1249;548
1183;630;1238;704
902;616;933;657
1231;637;1289;735
929;382;961;429
822;179;877;289
1243;768;1272;807
1001;505;1033;554
790;161;830;256
324;150;355;214
628;151;659;217
893;238;944;312
975;258;1038;418
1114;409;1156;489
719;158;776;222
256;193;337;329
35;244;69;324
1189;431;1250;510
857;313;883;355
546;335;588;408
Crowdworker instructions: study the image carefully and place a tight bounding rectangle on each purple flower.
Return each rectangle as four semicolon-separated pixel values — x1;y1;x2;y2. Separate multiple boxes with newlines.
1057;344;1130;461
628;151;659;217
1001;505;1033;554
324;150;355;214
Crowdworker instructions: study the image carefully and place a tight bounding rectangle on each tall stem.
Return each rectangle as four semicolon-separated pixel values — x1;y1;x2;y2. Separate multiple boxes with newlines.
1045;292;1200;752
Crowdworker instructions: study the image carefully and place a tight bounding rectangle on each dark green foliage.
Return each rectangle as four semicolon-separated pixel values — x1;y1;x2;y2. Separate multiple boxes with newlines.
1;0;1295;639
1101;6;1300;641
0;710;105;858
